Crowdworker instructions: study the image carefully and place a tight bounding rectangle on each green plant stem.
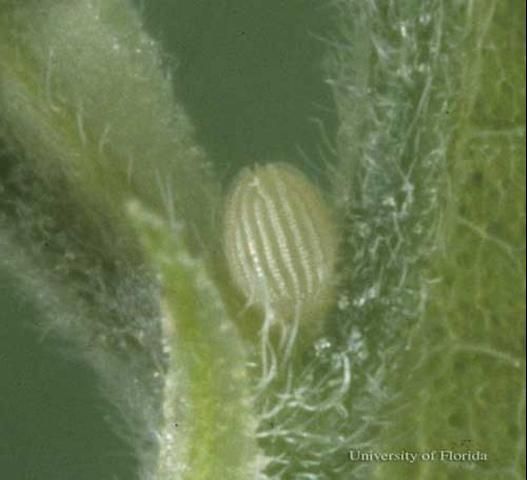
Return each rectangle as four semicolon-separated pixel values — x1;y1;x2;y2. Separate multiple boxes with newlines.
129;201;261;480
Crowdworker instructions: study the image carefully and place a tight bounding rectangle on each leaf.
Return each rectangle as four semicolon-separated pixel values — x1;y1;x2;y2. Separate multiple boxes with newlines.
369;2;525;478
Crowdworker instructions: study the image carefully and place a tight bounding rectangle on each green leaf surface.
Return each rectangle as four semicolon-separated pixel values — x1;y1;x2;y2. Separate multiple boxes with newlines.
369;2;526;479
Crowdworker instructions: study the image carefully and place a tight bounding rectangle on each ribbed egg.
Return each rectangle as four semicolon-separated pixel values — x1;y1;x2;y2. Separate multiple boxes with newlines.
223;163;338;322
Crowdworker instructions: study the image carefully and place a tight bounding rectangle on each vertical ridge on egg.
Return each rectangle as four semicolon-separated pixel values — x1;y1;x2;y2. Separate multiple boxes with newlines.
223;163;338;322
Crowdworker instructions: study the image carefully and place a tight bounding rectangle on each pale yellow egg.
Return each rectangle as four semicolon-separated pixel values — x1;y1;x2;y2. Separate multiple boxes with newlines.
223;163;338;322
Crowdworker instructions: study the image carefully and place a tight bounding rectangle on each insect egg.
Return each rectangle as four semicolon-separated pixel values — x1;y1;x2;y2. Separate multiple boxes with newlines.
223;163;338;322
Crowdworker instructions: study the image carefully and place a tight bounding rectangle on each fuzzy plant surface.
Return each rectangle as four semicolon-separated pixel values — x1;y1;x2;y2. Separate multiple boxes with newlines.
0;1;525;480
